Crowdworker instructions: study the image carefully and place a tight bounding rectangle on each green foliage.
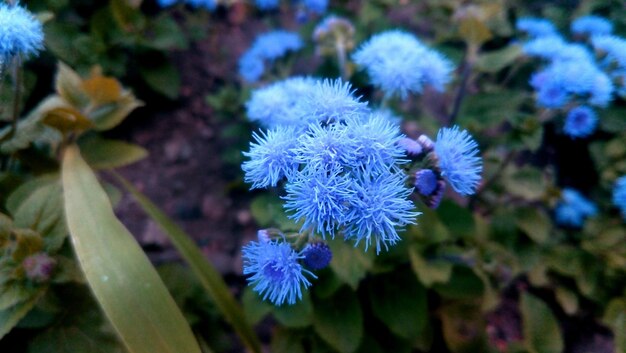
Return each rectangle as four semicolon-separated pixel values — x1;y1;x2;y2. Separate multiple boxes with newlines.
520;293;564;353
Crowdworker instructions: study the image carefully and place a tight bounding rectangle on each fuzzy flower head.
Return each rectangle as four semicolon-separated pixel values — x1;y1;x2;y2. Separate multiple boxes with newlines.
563;106;597;138
0;3;44;60
613;176;626;220
555;188;598;228
254;0;279;10
242;127;299;189
434;126;482;196
346;113;406;172
591;35;626;69
571;15;613;37
352;30;453;99
301;79;370;123
239;30;303;82
516;17;558;38
242;239;314;305
344;170;418;253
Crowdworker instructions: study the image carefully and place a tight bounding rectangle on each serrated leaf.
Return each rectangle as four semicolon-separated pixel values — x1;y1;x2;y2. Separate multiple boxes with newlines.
79;135;147;169
515;208;551;244
369;270;428;341
62;145;202;353
520;293;564;353
313;287;363;353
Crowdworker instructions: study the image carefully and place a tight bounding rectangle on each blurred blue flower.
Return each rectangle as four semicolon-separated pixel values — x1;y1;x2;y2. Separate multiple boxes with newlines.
516;17;558;38
571;15;613;36
0;3;44;60
555;188;598;228
242;127;299;189
523;36;593;62
284;166;356;237
239;30;303;82
303;0;328;14
246;77;318;127
294;122;358;172
347;113;406;171
414;169;438;196
242;239;314;305
613;176;626;220
301;78;369;123
255;0;280;10
352;30;453;98
591;35;626;69
157;0;178;7
239;51;265;83
434;126;482;196
302;242;332;270
564;106;597;138
344;170;418;253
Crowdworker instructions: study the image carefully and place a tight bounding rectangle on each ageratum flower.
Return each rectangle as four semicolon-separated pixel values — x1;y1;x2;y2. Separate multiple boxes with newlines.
254;0;280;10
303;0;328;14
554;188;598;228
284;166;356;237
242;239;314;305
516;17;558;38
238;30;303;82
591;35;626;69
246;77;318;128
564;106;597;138
346;113;406;172
0;3;44;60
414;169;438;196
571;15;613;37
613;176;626;220
352;30;453;98
301;79;369;123
242;127;299;189
523;36;593;62
344;169;418;253
302;242;332;270
434;126;482;196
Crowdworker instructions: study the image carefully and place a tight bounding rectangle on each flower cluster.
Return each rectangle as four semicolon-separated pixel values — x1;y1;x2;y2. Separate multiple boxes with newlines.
238;31;303;82
518;15;626;139
158;0;216;10
0;3;44;61
352;30;454;99
554;188;598;228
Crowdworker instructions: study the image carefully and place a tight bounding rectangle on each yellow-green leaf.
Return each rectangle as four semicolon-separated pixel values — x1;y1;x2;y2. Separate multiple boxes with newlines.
55;62;89;109
521;293;564;353
62;145;201;353
112;172;262;353
0;287;46;339
79;135;147;170
42;107;93;134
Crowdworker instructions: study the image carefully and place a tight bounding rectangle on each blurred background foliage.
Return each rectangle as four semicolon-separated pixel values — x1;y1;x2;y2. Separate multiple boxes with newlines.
0;0;625;353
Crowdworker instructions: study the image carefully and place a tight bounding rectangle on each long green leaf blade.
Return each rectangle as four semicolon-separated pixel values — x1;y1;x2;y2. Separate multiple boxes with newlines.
62;145;201;353
112;172;262;353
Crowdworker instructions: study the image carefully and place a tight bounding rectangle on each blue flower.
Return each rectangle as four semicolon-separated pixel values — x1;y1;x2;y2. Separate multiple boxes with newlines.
352;30;453;98
0;3;44;60
434;126;482;196
591;35;626;69
302;242;332;270
242;127;299;189
564;106;597;138
246;77;318;127
516;17;558;38
301;79;370;123
523;36;593;62
157;0;178;7
613;176;626;220
344;169;418;253
293;121;358;171
185;0;216;10
303;0;328;14
414;169;438;196
255;0;280;10
571;15;613;36
346;113;406;172
554;188;597;228
242;239;314;305
239;30;303;82
284;166;356;237
239;51;265;83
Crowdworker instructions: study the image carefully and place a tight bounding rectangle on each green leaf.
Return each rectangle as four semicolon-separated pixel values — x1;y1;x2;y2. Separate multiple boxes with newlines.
55;62;90;109
271;328;306;353
250;193;299;232
138;56;180;99
242;287;272;325
409;246;453;287
79;135;147;169
61;145;202;353
0;287;45;339
437;201;475;238
554;287;578;316
432;266;484;299
313;287;363;353
504;166;546;201
112;172;262;353
603;299;625;353
520;293;564;353
475;45;522;73
514;207;551;244
369;270;428;341
273;291;313;328
142;16;188;50
440;301;487;353
329;238;373;290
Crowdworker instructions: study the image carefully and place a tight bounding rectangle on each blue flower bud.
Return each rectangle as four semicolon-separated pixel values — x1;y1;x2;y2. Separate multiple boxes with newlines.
302;242;332;270
414;169;437;196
